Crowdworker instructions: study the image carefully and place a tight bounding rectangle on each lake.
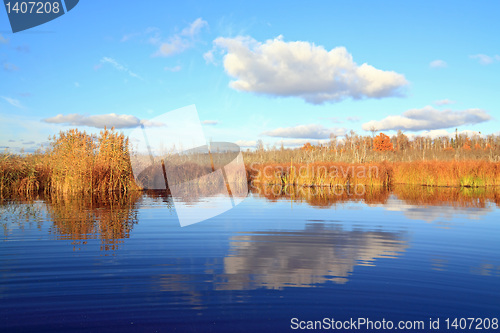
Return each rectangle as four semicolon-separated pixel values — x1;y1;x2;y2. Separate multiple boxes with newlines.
1;185;499;332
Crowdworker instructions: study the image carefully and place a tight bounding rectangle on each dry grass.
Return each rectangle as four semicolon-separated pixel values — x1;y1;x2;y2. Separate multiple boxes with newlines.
1;128;138;197
49;128;138;194
247;162;392;187
0;152;50;197
392;160;500;187
3;128;500;197
247;160;500;188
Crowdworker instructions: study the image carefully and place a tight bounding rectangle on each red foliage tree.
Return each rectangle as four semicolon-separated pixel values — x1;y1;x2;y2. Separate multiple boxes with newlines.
462;138;472;151
301;142;313;151
373;133;394;152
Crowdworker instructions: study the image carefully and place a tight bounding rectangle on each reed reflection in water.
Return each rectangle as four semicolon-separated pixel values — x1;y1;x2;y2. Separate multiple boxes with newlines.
251;184;500;220
3;184;500;253
46;193;142;251
1;192;143;251
1;183;499;332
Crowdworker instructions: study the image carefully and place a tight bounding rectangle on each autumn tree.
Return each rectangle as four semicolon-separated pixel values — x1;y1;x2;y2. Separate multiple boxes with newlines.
462;137;472;151
301;142;313;151
373;133;394;152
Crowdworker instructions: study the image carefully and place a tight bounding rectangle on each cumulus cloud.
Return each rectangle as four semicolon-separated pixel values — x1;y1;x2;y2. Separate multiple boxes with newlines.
469;54;500;65
362;106;491;132
180;18;208;37
42;113;165;129
100;57;144;80
235;140;257;147
1;96;24;108
412;129;483;140
434;99;455;106
154;18;208;57
429;60;447;68
210;35;408;104
203;50;215;63
278;138;330;147
262;124;346;139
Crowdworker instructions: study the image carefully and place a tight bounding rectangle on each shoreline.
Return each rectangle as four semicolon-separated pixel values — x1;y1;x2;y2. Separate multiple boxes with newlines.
247;160;500;188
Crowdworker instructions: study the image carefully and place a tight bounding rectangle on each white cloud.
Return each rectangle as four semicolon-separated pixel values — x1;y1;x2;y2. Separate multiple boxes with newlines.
411;129;483;140
278;138;330;147
164;65;182;72
42;113;165;129
201;120;219;125
210;35;408;104
180;18;208;37
100;57;144;80
470;54;500;65
429;59;447;68
1;96;24;109
434;99;455;106
154;18;208;57
262;124;346;139
203;50;215;64
0;34;8;44
74;82;80;88
155;36;191;57
235;140;256;147
362;106;491;132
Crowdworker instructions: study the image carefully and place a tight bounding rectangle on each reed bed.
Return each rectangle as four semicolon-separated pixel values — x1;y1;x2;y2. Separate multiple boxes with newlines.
0;153;50;196
248;161;392;187
247;160;500;188
49;128;138;194
392;160;500;187
1;128;138;197
3;128;500;197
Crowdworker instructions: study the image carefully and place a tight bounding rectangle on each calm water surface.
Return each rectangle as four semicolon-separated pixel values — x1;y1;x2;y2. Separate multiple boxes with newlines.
1;186;499;332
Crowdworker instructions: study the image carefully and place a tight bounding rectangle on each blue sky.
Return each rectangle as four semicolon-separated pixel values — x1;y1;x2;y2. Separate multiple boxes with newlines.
1;0;499;152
